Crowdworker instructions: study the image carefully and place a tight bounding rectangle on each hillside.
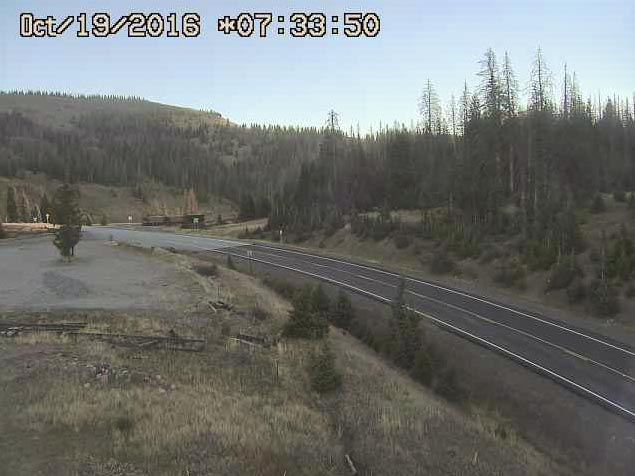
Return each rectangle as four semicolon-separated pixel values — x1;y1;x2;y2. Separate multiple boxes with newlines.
0;173;238;224
0;92;321;207
0;241;563;475
0;92;228;131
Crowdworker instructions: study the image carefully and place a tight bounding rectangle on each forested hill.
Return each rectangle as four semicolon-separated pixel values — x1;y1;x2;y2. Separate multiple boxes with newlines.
1;47;634;243
0;91;323;205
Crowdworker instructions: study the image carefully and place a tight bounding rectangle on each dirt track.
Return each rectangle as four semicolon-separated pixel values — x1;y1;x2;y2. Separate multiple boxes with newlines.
0;235;193;311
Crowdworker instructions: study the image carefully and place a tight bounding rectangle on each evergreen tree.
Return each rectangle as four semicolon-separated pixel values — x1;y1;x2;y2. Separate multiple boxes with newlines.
283;285;329;339
331;289;354;330
52;184;81;225
308;343;342;393
311;284;331;316
51;184;82;260
6;187;18;222
53;224;81;262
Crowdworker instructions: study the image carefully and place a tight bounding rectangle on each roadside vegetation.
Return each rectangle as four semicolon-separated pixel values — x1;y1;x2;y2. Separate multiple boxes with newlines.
0;246;561;476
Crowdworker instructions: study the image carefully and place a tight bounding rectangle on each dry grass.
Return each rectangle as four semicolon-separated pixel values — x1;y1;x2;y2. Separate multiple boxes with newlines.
0;248;564;476
0;174;237;225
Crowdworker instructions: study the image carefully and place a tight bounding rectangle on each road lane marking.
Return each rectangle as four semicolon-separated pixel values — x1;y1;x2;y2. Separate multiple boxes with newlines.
216;248;635;422
239;246;635;383
251;244;635;358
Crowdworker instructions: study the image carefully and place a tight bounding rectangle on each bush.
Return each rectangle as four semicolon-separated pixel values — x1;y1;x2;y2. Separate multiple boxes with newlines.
493;259;526;289
393;231;412;249
589;247;601;263
591;194;606;213
479;245;502;264
53;225;81;261
193;263;218;277
311;284;331;316
589;279;620;317
253;305;271;321
330;289;354;330
308;344;342;394
100;214;109;226
429;248;456;275
262;275;297;300
546;258;582;292
434;367;465;402
411;347;433;387
226;254;236;270
629;193;635;210
613;190;626;203
566;278;587;304
624;281;635;299
282;286;329;339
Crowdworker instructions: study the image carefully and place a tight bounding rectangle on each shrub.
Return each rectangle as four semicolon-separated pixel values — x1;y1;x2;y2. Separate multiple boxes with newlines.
493;259;526;289
629;193;635;210
589;247;601;263
613;190;626;203
282;286;329;339
100;214;109;226
226;254;236;270
429;248;456;275
193;263;218;277
53;225;81;261
308;344;342;394
625;282;635;299
393;231;412;249
411;347;433;387
589;279;620;317
434;367;465;402
253;305;271;321
311;284;331;316
330;289;354;330
262;275;297;300
545;258;582;292
591;194;606;213
566;278;587;304
479;245;502;264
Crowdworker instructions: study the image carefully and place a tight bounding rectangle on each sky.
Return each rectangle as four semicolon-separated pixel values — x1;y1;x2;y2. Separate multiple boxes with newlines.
1;0;633;132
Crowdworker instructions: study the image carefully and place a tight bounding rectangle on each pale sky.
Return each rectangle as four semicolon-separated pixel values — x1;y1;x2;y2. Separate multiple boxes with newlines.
1;0;633;131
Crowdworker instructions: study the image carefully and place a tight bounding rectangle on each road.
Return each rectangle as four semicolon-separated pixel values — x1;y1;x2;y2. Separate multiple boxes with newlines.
86;226;635;423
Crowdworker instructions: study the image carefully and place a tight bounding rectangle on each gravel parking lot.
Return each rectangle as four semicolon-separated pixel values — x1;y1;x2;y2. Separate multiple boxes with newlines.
0;235;195;311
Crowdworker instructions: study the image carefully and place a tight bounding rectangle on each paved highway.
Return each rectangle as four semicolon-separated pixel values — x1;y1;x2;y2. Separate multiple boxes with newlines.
86;226;635;422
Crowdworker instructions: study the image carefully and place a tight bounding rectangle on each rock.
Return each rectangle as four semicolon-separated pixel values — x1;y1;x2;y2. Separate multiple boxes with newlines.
83;382;91;388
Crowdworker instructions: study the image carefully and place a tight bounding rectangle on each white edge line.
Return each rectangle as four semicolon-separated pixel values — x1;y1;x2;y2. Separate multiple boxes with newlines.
250;244;635;358
217;249;635;421
96;231;635;422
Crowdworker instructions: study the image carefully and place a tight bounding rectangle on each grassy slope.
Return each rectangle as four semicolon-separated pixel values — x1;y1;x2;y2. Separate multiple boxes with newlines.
180;197;635;337
0;173;237;224
0;246;561;476
0;94;228;131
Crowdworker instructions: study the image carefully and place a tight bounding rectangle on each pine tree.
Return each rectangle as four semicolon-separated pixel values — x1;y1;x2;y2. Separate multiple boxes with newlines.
308;343;342;393
331;289;354;330
52;184;81;225
51;184;82;260
283;285;329;339
6;187;18;222
311;284;331;316
53;224;81;262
